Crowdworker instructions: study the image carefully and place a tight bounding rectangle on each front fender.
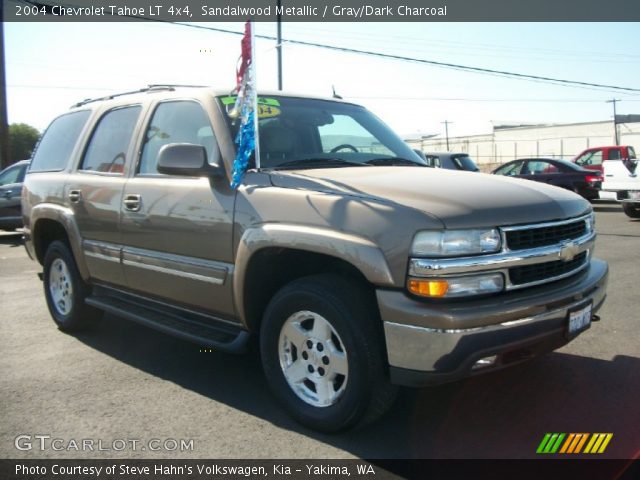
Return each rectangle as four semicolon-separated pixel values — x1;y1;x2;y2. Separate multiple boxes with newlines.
233;223;395;326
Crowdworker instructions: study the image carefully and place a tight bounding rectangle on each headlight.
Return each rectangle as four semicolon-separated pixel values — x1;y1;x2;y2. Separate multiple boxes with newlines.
408;273;504;298
585;212;595;234
412;229;501;257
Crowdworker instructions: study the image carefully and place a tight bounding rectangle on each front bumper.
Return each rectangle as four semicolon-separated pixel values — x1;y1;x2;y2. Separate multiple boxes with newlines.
378;258;608;387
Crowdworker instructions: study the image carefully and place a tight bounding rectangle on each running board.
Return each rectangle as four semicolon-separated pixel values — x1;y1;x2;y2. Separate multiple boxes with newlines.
85;289;249;353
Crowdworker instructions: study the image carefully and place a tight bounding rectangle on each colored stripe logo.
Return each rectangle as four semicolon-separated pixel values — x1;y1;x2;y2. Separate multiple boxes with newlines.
537;433;613;454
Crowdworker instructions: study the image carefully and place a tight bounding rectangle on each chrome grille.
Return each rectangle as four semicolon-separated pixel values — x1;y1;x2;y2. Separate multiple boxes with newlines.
505;219;587;251
509;252;588;286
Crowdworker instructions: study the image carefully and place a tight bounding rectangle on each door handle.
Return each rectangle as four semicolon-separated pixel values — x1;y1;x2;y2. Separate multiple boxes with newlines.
68;189;82;203
123;194;141;212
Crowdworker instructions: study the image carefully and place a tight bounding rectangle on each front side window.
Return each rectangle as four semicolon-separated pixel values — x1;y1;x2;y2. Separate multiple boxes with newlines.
0;164;22;185
80;106;141;174
588;151;603;166
576;151;603;166
30;110;91;172
139;101;218;175
451;154;479;172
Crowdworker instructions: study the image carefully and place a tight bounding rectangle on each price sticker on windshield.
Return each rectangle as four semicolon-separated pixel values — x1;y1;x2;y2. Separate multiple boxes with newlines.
257;104;281;118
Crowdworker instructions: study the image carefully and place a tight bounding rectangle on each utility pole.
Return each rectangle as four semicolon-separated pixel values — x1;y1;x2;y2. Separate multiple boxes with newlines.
0;13;11;170
442;120;452;151
606;99;620;146
276;0;283;90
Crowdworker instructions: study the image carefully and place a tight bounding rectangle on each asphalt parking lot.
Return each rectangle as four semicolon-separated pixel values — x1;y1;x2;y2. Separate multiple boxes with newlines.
1;202;638;460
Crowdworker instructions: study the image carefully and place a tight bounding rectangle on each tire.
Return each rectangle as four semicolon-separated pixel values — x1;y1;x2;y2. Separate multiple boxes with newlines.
260;274;397;433
622;203;640;219
43;240;99;331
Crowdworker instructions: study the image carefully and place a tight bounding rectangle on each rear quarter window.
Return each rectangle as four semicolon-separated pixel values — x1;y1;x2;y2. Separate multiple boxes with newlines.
29;110;91;172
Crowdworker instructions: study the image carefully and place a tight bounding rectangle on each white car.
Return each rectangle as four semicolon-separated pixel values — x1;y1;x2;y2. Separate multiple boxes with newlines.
601;158;640;218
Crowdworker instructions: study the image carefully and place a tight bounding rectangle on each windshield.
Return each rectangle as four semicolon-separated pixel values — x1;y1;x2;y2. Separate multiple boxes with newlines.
220;95;425;169
451;154;479;171
629;146;636;159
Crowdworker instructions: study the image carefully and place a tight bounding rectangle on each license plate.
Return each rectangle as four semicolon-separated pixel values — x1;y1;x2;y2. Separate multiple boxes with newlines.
629;191;640;200
567;302;592;339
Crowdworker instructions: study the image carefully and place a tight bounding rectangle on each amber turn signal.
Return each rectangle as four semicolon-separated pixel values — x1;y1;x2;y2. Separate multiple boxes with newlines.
408;279;449;297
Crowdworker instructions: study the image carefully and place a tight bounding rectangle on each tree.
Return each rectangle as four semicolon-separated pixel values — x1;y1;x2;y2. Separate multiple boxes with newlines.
9;123;40;164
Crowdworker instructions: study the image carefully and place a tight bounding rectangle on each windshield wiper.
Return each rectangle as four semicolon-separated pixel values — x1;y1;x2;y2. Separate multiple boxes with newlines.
272;158;369;170
365;157;425;166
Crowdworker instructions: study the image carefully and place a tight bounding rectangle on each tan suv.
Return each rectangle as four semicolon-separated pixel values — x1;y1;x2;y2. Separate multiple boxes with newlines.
22;86;608;432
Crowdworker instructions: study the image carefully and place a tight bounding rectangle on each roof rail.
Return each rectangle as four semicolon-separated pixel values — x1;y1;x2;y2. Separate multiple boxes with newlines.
71;84;210;108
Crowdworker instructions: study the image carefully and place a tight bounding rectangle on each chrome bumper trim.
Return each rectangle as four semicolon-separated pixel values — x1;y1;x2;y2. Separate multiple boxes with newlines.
383;266;607;372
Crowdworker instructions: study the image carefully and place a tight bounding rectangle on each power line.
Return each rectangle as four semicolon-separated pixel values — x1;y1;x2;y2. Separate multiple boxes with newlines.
168;21;640;94
14;1;640;95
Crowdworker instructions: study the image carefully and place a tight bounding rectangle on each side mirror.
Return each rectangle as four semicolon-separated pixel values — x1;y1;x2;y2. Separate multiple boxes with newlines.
157;143;223;177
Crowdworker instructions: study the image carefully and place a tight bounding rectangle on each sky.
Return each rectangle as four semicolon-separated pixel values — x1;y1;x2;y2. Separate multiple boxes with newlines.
4;21;640;139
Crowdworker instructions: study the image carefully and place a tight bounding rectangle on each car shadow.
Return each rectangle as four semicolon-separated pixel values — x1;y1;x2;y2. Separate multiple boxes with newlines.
592;204;623;213
73;315;639;460
0;231;24;247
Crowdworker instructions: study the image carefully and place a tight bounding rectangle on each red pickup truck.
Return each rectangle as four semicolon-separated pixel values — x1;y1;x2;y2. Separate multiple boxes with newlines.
572;145;636;174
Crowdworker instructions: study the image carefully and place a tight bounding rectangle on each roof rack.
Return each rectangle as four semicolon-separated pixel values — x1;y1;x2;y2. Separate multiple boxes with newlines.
71;84;210;108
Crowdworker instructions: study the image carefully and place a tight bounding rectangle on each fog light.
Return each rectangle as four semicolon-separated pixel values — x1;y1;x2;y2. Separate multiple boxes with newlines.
472;355;497;370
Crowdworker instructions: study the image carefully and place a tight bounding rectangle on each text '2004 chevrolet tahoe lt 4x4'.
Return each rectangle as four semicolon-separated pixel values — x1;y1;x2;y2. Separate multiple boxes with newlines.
22;86;608;432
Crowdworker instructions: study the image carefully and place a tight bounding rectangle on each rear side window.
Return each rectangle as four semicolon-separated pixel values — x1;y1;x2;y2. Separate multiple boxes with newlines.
29;110;91;172
138;101;218;175
608;149;621;160
80;106;141;174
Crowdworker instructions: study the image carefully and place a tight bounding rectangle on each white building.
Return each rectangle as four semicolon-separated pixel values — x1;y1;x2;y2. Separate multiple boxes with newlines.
407;120;640;172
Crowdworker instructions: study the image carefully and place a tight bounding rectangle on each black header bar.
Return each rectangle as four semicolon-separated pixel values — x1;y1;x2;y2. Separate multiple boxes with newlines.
3;0;640;22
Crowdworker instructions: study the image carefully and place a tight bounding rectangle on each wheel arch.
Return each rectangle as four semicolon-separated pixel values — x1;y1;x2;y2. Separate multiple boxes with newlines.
30;204;89;280
234;224;395;332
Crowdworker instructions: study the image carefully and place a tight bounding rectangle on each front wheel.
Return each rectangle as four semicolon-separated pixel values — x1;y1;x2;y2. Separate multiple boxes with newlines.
260;275;397;432
622;203;640;219
43;240;99;331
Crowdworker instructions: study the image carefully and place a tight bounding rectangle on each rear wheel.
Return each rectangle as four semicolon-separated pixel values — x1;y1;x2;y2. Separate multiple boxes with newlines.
260;274;397;432
43;240;99;331
622;203;640;219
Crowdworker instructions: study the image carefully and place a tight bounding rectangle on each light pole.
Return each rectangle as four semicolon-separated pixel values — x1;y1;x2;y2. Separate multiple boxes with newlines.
606;99;620;146
0;17;11;169
442;120;452;151
276;0;282;90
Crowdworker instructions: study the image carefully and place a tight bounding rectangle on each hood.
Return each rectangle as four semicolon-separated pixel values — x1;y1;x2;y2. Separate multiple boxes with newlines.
268;167;590;229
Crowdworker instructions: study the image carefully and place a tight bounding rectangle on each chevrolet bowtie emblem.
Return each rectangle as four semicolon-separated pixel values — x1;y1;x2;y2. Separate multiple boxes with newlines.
559;241;580;262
